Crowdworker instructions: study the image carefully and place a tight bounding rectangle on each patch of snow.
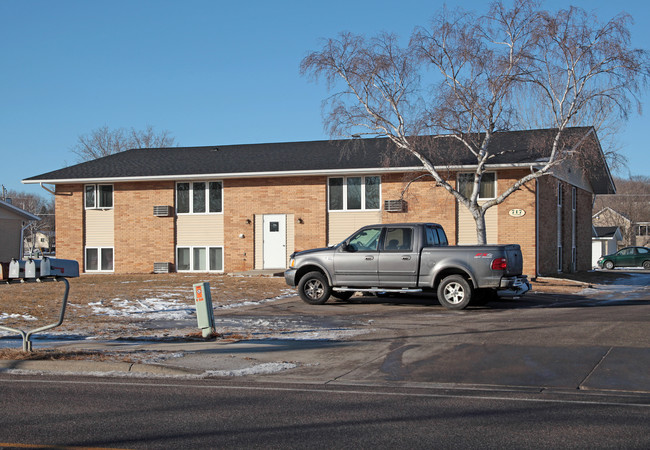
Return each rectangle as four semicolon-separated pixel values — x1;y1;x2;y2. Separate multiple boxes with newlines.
218;290;296;309
0;312;38;321
204;362;297;377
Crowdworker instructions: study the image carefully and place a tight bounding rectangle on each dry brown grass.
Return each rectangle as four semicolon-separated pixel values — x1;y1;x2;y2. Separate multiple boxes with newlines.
0;347;135;362
0;273;290;333
0;271;624;335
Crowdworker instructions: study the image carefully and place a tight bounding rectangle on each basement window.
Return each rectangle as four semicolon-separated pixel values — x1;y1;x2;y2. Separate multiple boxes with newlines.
85;247;114;272
177;246;223;272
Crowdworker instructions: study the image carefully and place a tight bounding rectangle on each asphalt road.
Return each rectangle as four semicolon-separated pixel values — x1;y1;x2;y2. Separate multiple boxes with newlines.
1;375;649;449
1;273;649;448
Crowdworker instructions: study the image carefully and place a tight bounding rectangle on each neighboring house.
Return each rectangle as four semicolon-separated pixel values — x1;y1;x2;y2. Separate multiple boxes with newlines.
635;222;650;248
592;207;645;248
24;230;55;255
592;226;623;268
23;127;614;277
0;198;41;262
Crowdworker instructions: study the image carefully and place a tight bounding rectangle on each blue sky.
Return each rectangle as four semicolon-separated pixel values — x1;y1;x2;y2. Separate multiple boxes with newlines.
2;0;648;197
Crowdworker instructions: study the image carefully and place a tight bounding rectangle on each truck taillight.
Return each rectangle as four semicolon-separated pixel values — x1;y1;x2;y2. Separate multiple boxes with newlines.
491;258;507;270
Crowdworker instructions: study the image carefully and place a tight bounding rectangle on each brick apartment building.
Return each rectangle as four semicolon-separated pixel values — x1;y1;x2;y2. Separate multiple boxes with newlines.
24;127;614;277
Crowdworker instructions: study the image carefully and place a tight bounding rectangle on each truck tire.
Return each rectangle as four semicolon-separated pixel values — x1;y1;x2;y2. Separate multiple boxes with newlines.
298;271;332;305
437;275;473;310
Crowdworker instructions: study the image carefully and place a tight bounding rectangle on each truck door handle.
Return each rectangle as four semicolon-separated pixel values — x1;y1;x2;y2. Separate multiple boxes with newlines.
402;256;411;261
365;256;374;261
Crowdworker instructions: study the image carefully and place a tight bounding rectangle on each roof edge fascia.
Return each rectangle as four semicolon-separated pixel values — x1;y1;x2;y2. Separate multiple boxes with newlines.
22;162;547;185
0;199;41;221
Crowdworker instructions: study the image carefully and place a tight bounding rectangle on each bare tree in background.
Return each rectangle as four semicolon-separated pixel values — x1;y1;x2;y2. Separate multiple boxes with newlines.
301;0;649;244
71;125;177;161
4;190;54;255
594;175;650;245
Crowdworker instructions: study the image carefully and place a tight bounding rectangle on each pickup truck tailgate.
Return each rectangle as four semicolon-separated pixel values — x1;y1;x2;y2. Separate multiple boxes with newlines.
504;245;524;276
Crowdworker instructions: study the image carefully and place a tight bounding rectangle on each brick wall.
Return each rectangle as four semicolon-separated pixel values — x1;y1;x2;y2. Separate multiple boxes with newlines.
113;181;176;273
536;176;593;275
52;172;593;275
496;170;538;277
223;176;327;272
54;184;84;265
380;172;457;242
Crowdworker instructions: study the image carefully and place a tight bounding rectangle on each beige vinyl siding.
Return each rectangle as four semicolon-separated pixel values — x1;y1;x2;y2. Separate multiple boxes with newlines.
85;209;114;246
457;203;498;244
0;219;21;261
286;214;295;266
177;214;224;246
328;210;382;245
254;215;263;270
253;214;294;270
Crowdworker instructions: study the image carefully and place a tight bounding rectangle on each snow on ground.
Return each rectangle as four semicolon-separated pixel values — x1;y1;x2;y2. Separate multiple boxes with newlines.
1;289;370;342
1;312;38;321
204;362;298;377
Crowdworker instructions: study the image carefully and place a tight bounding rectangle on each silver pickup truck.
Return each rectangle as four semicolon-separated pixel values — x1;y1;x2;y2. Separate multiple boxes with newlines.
284;223;530;310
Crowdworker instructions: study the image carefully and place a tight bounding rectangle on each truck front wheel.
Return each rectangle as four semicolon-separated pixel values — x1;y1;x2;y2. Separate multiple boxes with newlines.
437;275;473;310
298;271;332;305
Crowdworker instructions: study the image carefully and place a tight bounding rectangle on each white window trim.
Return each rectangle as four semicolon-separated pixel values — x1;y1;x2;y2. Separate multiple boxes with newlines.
84;184;114;210
327;175;381;212
457;172;497;200
85;247;114;273
175;181;224;215
176;246;224;272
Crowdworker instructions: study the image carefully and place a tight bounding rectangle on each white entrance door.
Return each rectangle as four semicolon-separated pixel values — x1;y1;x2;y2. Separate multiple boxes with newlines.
263;214;287;269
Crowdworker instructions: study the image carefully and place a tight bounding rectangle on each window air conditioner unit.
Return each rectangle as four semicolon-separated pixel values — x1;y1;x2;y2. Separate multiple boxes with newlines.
154;262;172;273
384;199;407;213
153;205;172;217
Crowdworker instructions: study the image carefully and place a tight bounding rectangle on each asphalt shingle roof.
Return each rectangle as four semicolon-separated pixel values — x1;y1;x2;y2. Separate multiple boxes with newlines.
24;127;613;193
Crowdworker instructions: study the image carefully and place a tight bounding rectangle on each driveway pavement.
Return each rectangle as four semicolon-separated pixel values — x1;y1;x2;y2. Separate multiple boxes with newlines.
1;273;649;397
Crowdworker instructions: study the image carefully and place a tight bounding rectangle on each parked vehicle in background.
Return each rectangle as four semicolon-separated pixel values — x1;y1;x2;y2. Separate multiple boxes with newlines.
285;223;531;310
597;246;650;270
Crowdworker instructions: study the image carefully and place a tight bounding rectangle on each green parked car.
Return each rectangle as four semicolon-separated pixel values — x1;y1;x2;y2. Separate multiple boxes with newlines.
598;246;650;270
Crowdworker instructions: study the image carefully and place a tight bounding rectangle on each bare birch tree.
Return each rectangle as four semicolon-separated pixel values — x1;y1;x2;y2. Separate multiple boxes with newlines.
72;125;177;161
301;0;648;244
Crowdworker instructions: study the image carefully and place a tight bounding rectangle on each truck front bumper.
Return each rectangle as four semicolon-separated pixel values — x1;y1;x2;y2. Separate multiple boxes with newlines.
499;275;531;296
284;268;297;287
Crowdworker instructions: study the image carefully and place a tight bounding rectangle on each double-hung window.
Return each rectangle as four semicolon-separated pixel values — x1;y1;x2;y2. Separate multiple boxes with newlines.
85;247;114;272
177;246;223;272
176;181;223;214
85;184;113;209
328;176;380;211
457;172;496;200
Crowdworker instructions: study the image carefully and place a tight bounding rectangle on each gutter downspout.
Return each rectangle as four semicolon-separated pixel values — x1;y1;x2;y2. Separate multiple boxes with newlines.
535;178;540;279
20;221;31;259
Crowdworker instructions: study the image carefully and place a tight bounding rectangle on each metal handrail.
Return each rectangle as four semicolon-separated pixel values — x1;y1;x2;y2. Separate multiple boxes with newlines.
0;277;70;352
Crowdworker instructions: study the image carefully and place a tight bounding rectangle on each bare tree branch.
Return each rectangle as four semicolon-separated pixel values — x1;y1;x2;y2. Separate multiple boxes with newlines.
301;0;649;244
71;125;177;162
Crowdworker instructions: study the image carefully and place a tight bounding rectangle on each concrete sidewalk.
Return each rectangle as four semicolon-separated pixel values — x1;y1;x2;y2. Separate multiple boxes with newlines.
2;334;650;395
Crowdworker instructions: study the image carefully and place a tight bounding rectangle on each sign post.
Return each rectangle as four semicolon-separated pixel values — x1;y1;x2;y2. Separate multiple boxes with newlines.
193;282;216;338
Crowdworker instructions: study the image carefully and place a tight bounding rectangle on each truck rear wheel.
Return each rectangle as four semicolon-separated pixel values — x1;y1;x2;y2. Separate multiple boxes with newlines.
437;275;473;310
298;271;332;305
